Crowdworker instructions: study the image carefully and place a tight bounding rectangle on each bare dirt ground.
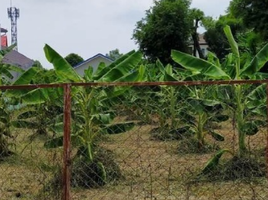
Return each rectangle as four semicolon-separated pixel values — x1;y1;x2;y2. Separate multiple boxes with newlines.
0;120;267;200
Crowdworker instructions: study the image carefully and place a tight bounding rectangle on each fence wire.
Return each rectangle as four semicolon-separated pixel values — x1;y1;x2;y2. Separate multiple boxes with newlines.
0;81;268;200
0;87;64;200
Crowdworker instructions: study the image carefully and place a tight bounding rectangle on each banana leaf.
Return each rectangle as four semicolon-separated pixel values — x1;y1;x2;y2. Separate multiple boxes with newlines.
209;131;225;141
17;110;37;119
240;43;268;77
223;26;240;79
48;122;64;134
105;65;145;98
5;67;40;97
99;51;142;82
93;50;135;80
241;121;259;136
91;113;112;125
44;44;83;82
171;50;230;80
12;120;39;129
201;149;232;175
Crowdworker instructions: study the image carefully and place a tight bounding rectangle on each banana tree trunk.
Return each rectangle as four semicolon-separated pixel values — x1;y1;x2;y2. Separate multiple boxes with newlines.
235;85;247;156
197;114;205;149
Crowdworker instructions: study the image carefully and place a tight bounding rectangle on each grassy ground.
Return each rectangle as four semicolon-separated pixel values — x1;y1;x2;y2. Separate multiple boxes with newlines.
0;120;267;199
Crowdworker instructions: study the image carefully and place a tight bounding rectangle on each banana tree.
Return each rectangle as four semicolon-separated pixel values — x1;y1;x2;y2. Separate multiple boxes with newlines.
11;68;64;138
9;44;144;186
179;86;229;151
171;25;268;171
0;45;24;158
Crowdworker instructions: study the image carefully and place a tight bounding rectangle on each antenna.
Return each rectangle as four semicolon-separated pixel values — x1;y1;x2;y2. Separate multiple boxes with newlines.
7;4;19;51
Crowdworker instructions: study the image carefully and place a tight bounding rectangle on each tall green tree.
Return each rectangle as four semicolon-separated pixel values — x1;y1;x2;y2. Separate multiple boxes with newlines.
133;0;192;65
106;49;123;61
229;0;268;40
65;53;84;67
204;14;244;61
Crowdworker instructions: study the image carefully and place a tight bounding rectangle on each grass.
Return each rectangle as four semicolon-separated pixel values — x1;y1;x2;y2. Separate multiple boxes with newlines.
0;118;267;199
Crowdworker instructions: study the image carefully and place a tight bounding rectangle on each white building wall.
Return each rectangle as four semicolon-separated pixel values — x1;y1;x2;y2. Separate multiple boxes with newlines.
74;57;112;77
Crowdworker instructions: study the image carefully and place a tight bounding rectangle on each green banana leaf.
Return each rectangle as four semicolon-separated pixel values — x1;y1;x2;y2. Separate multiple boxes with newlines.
247;84;266;101
171;50;230;80
12;120;39;129
48;122;64;134
201;149;232;175
105;65;145;98
209;131;225;141
240;43;268;77
17;110;37;119
93;50;135;80
44;44;83;82
163;64;179;81
223;26;240;78
83;66;94;82
99;51;142;82
5;67;40;98
91;113;112;125
241;121;259;136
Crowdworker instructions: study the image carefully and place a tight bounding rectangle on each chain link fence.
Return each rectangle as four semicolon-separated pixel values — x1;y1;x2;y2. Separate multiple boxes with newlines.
0;85;64;199
0;81;268;199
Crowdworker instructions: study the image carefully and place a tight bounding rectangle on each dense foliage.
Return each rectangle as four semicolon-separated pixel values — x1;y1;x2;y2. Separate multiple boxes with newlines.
106;49;123;61
65;53;84;67
228;0;268;40
133;0;192;64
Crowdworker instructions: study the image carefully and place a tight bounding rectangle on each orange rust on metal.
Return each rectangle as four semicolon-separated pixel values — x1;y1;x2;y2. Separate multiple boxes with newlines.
265;84;268;183
1;79;268;90
63;84;71;200
71;79;268;87
0;83;65;90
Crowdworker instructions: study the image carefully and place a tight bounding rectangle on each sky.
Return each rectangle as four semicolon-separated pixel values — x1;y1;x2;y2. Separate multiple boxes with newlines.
0;0;231;69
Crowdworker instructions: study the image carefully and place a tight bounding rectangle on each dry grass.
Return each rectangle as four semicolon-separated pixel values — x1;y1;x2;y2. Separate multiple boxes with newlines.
0;120;267;200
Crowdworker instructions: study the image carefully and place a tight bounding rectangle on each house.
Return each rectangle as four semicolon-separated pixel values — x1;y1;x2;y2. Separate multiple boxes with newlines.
189;33;209;58
1;27;34;81
1;27;8;49
73;53;113;76
1;50;34;81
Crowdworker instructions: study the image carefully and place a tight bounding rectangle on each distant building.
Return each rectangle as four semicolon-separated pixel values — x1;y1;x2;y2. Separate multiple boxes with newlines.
73;53;113;76
189;33;209;58
1;50;34;81
1;26;34;81
1;27;8;48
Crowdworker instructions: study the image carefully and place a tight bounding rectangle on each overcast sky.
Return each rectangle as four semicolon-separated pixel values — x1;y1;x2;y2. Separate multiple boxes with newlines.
0;0;231;69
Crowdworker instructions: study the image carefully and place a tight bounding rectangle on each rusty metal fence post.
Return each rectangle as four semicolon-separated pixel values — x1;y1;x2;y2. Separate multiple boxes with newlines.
63;84;71;200
263;83;268;198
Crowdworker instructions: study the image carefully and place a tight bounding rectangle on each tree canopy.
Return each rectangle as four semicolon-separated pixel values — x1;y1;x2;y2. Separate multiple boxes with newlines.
204;14;244;60
228;0;268;40
65;53;84;67
133;0;192;65
106;49;123;61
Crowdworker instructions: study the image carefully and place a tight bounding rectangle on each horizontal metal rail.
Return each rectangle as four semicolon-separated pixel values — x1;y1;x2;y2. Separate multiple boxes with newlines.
1;79;268;90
